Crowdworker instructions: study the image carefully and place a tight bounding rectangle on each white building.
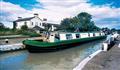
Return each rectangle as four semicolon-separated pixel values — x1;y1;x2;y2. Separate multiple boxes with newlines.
13;14;59;32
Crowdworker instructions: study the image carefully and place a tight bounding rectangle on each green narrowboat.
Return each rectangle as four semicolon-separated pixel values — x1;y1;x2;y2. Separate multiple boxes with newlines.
23;32;107;52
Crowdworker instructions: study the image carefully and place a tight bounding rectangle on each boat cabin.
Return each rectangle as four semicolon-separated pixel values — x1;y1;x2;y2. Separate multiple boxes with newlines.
48;32;105;42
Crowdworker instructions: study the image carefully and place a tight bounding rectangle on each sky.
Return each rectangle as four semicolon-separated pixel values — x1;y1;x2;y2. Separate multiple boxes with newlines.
0;0;120;29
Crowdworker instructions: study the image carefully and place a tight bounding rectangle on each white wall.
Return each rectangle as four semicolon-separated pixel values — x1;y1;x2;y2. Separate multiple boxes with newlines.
60;34;66;40
89;33;93;37
16;21;31;29
16;21;23;29
72;34;76;39
80;33;89;38
16;17;44;29
101;33;104;36
95;33;100;36
30;17;44;28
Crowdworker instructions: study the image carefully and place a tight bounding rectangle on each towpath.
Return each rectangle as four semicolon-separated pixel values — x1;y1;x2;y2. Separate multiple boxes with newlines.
82;36;120;70
0;37;43;45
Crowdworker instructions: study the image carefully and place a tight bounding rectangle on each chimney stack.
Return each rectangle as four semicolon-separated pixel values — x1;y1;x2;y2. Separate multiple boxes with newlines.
43;18;47;21
34;13;39;17
18;17;22;19
43;18;47;24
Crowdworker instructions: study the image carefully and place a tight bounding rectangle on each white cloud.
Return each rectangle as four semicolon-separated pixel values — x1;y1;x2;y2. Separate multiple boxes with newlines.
96;21;120;29
0;0;120;29
0;1;31;20
36;0;120;29
37;0;88;7
0;1;33;28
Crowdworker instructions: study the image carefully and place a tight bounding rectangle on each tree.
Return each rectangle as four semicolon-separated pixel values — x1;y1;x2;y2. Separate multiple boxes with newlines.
102;27;111;34
60;12;100;32
60;18;73;31
0;22;11;31
77;12;91;31
0;22;5;29
21;25;28;30
111;28;116;32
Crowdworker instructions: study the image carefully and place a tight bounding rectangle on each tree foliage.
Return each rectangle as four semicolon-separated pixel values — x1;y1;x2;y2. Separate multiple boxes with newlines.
0;22;11;31
0;22;5;28
60;12;100;32
21;25;28;30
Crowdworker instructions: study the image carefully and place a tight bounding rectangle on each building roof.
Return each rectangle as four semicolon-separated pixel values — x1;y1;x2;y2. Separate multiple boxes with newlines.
14;17;34;22
43;23;60;27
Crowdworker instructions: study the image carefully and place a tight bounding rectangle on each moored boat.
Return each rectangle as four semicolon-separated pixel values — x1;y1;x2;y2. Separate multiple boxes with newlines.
23;32;106;52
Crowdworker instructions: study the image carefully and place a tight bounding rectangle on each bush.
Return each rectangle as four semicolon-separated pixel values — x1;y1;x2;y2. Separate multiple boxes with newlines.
21;25;28;30
0;27;40;37
21;31;40;37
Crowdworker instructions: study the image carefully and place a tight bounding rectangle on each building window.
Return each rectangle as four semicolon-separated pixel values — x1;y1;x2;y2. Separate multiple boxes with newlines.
31;22;33;25
76;34;80;38
66;34;72;40
39;23;41;26
41;23;42;26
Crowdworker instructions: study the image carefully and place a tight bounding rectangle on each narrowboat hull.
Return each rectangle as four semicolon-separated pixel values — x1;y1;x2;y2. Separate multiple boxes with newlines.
23;36;106;53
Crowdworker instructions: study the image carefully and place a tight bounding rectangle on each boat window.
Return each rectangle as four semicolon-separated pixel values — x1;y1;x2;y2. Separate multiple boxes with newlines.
88;33;90;37
66;34;73;40
55;34;60;40
99;33;101;36
93;33;95;36
76;34;80;38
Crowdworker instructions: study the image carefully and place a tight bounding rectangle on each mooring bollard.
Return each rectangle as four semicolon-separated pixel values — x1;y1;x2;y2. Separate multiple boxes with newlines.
118;44;120;48
5;39;9;43
102;43;108;51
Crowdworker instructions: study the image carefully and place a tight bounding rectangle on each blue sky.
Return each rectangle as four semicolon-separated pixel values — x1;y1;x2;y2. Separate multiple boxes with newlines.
0;0;120;29
89;0;120;8
3;0;41;9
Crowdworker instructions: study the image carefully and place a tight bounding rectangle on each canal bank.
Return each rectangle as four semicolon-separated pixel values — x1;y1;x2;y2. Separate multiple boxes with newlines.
0;37;43;45
82;38;120;70
0;37;43;52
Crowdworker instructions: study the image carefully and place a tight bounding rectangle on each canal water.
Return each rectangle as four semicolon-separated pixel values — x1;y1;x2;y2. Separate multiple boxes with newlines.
0;39;105;70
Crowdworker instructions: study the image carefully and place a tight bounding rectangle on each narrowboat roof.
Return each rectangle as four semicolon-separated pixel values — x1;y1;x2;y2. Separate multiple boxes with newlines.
50;31;103;34
23;36;106;47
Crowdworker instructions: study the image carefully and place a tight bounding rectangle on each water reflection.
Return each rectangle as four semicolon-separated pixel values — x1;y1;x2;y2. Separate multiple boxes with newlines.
0;51;29;70
0;39;105;70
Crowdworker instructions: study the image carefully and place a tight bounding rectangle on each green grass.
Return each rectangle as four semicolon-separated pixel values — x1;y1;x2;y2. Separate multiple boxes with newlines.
0;30;40;37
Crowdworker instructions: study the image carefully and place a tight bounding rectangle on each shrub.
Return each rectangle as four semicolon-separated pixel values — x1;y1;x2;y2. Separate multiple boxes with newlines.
21;30;40;37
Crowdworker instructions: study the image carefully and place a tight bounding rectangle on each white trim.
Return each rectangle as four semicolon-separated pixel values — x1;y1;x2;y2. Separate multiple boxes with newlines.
73;50;102;70
118;43;120;48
